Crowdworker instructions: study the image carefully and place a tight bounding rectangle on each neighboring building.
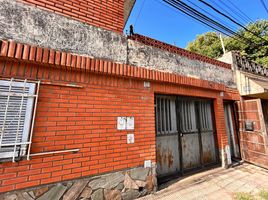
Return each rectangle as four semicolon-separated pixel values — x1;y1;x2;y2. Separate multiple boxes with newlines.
219;51;268;169
0;0;239;199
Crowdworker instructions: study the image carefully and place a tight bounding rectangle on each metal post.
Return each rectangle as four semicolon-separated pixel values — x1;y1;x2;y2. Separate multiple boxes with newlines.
30;149;80;157
27;80;40;160
219;33;226;54
0;78;13;150
12;79;27;162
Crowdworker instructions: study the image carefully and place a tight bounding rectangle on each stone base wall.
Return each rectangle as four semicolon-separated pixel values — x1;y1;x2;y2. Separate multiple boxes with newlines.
0;167;157;200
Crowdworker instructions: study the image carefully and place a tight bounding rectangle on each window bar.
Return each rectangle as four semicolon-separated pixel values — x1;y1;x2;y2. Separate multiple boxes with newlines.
0;78;14;150
156;97;159;134
0;92;37;98
27;80;40;160
181;101;184;133
165;99;168;133
159;98;162;134
206;103;209;130
186;101;189;132
191;102;196;132
12;79;27;162
182;101;186;133
163;98;166;132
0;142;31;146
201;102;205;130
207;103;211;130
205;103;209;130
168;99;171;132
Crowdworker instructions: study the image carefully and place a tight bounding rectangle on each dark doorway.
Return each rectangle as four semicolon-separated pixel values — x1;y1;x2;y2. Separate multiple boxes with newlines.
224;103;241;160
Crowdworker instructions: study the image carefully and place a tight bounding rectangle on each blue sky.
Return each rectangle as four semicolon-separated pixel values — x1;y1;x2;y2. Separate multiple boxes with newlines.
124;0;268;48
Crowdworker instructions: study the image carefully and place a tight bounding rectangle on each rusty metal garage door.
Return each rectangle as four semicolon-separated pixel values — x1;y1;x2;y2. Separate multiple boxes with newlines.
178;99;217;172
156;95;218;180
156;96;180;178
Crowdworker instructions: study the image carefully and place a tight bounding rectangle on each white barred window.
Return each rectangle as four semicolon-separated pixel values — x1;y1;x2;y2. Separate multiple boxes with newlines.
0;79;39;162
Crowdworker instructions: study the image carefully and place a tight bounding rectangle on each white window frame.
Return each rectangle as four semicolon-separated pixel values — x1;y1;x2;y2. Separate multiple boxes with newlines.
0;78;40;162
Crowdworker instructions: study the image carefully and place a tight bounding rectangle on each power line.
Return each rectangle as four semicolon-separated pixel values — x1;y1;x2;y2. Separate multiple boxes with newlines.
185;0;238;31
154;0;245;46
166;0;256;44
163;0;253;46
209;0;246;25
218;0;252;24
225;0;253;22
198;0;268;44
153;0;216;31
260;0;268;15
134;0;146;27
173;0;237;35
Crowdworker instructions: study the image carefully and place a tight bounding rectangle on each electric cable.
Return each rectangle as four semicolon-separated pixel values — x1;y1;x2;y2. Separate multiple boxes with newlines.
165;0;256;45
198;0;268;44
163;0;252;46
134;0;147;27
185;0;238;31
225;0;253;22
260;0;268;15
218;0;252;24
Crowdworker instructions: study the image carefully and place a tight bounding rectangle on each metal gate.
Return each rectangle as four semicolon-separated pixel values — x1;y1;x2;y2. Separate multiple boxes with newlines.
156;95;218;179
156;96;180;178
237;99;268;168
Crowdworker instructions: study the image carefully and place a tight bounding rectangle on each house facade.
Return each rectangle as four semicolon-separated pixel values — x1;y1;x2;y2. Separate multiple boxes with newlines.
219;52;268;169
0;0;240;199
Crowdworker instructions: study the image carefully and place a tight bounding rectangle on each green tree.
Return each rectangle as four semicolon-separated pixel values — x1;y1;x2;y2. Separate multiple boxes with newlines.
186;20;268;67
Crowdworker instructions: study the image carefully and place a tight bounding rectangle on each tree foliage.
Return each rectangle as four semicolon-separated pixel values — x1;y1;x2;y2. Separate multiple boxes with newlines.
186;20;268;67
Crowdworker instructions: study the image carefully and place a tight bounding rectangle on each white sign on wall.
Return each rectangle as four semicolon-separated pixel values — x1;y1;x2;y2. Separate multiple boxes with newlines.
126;117;135;130
144;160;152;168
117;117;126;130
127;133;135;144
117;116;135;130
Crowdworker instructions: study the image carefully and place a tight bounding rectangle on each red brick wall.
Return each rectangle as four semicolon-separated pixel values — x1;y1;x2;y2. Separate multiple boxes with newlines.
19;0;124;33
0;41;238;193
0;60;156;192
0;59;232;192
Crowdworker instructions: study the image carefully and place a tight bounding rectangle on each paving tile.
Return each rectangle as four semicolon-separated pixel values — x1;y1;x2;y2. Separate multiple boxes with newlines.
138;163;268;200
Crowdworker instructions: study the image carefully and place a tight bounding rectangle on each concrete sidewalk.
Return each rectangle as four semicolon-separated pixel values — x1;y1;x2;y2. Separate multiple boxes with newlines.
139;163;268;200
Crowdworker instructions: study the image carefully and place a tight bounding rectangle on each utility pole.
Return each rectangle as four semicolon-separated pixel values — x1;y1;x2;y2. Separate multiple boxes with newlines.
219;33;226;54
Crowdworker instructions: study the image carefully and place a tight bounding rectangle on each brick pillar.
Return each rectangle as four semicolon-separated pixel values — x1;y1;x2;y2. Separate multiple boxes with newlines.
213;97;230;168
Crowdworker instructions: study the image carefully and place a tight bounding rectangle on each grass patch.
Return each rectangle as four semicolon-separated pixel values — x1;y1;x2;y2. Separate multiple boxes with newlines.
235;192;255;200
259;190;268;200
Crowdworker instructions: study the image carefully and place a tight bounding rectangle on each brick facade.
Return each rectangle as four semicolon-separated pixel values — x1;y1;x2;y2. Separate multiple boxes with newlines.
0;40;239;193
19;0;125;33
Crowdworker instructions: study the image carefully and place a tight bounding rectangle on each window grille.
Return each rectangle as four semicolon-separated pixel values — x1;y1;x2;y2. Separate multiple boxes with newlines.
199;101;213;131
0;78;40;162
155;96;177;134
178;100;198;133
